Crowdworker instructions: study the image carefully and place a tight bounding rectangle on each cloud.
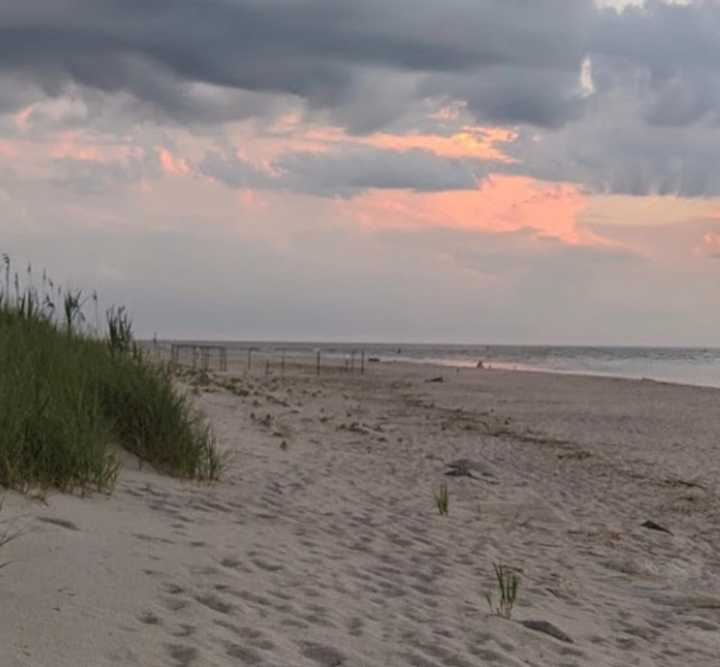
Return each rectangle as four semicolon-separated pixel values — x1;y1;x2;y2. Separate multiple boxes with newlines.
340;174;596;245
5;1;720;199
702;231;720;258
501;85;720;197
201;145;485;196
0;1;595;131
49;152;159;195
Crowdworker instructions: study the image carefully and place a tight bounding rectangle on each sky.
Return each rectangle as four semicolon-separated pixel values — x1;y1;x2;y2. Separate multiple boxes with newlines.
2;0;720;345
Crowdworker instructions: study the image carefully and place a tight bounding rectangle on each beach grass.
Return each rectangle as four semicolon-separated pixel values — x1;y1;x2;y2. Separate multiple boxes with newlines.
485;562;520;619
0;259;223;493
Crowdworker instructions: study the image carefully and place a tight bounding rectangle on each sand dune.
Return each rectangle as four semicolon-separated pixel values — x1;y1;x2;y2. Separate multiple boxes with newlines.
1;363;719;666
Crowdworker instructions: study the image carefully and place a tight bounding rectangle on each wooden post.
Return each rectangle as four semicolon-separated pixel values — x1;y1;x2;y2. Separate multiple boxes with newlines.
247;348;253;373
361;350;365;375
316;350;321;376
350;351;355;374
265;359;270;377
281;352;285;377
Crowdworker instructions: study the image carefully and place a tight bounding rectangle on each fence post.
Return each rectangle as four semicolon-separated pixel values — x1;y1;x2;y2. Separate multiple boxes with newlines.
316;350;321;376
247;348;253;373
361;350;365;375
281;351;285;377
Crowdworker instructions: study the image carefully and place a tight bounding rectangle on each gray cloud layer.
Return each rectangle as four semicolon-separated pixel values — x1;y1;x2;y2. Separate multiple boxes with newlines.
3;1;720;196
0;0;593;129
201;146;485;196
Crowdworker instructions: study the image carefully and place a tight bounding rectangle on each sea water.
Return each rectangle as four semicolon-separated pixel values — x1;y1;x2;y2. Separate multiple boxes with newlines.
182;341;720;389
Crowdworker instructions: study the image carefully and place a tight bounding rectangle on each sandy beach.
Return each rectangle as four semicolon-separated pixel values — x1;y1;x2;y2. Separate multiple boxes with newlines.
1;362;719;666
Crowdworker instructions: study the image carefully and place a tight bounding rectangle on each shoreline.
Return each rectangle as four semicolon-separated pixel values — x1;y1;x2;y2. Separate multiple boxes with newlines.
151;339;720;391
1;361;719;665
381;357;720;391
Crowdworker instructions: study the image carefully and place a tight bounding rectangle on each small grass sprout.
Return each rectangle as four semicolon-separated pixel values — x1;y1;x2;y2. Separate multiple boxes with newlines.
434;481;449;515
485;562;520;619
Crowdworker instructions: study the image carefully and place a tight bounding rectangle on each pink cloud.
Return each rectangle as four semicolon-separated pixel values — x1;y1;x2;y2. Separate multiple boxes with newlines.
48;132;145;164
340;175;602;245
225;115;517;166
158;147;191;176
365;127;517;162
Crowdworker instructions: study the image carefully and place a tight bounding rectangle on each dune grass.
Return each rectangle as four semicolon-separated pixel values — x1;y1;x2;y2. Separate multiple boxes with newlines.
0;259;223;493
485;562;520;619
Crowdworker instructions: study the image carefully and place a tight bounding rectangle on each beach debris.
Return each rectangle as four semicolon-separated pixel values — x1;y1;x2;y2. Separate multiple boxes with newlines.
368;356;381;363
37;516;80;532
445;459;476;479
426;376;444;383
476;360;485;369
641;520;673;535
663;477;705;490
520;619;574;644
301;642;346;666
556;449;592;461
266;393;290;407
444;458;497;482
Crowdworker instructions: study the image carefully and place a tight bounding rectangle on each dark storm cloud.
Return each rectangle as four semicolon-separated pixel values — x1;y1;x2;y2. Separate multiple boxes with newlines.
499;77;720;197
0;0;595;129
200;146;484;196
4;2;720;196
591;1;720;127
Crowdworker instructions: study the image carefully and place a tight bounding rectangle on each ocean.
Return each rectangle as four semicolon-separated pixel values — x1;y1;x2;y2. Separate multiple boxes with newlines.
172;341;720;389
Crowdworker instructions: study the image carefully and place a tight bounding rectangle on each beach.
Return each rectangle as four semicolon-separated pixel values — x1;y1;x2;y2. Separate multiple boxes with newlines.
1;362;719;666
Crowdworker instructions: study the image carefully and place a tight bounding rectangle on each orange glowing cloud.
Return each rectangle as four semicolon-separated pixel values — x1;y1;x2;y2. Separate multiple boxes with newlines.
365;127;517;162
158;147;191;176
234;113;517;165
342;175;601;245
